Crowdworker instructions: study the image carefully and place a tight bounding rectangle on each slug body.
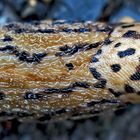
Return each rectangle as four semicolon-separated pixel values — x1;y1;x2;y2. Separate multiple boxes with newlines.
0;20;139;122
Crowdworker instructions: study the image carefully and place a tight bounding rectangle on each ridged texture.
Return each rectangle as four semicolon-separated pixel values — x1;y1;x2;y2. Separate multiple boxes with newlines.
0;20;139;122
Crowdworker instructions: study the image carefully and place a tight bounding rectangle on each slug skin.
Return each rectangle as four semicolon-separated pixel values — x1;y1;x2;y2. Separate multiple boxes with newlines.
0;20;139;122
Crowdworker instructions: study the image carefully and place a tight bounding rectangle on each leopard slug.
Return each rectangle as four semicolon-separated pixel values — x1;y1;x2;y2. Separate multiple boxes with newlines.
0;20;139;122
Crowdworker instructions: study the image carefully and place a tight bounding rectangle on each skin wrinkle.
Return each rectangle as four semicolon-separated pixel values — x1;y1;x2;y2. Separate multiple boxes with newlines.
0;21;139;122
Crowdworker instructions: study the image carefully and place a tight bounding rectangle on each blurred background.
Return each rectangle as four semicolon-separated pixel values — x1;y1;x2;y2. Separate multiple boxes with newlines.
0;0;140;140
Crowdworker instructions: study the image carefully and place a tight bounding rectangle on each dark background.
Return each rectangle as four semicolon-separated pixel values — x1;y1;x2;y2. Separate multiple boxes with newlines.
0;0;140;140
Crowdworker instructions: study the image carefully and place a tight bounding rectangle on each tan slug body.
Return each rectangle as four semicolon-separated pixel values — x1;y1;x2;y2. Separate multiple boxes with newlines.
0;20;139;122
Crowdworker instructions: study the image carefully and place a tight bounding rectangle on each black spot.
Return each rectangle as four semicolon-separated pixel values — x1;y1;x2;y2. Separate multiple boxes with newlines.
91;57;99;63
59;45;70;52
93;79;107;88
111;64;121;72
18;51;29;61
124;84;135;93
65;63;74;70
108;88;122;97
117;48;135;58
114;43;121;48
24;92;42;99
121;24;134;28
130;71;140;81
122;30;136;38
56;45;81;56
96;49;102;55
2;35;13;42
26;53;47;63
89;68;101;80
123;30;136;37
104;38;113;45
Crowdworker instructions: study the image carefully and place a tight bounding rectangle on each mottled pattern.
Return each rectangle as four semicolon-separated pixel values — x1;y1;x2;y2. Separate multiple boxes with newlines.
0;21;139;122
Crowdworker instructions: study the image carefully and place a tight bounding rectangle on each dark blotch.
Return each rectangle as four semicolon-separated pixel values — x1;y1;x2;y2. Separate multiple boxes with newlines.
65;63;74;70
108;88;122;97
104;38;113;45
74;28;90;33
117;48;135;58
122;30;140;39
89;68;101;80
56;45;81;56
24;92;42;99
0;45;15;52
62;28;73;33
84;42;100;51
18;51;29;61
3;35;13;42
59;45;70;52
87;99;118;107
94;79;107;88
73;82;90;88
96;49;102;55
114;43;121;48
17;51;47;63
111;64;121;72
123;30;136;38
121;24;134;28
130;71;140;81
44;82;90;94
37;29;55;33
124;84;135;93
91;57;99;63
0;46;47;63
